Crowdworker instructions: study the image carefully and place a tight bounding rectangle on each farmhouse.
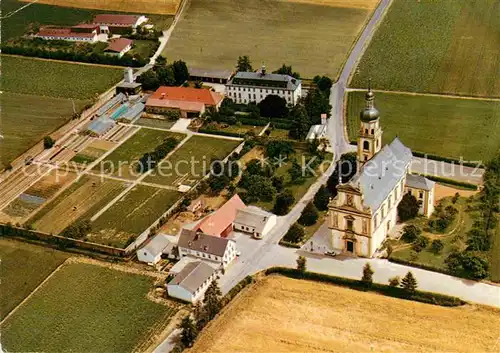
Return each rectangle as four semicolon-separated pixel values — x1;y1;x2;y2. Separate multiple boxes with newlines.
35;26;98;42
233;206;277;239
137;234;172;264
405;174;435;217
178;229;237;269
105;38;133;58
328;87;435;257
189;67;234;84
225;66;302;105
145;87;224;118
92;14;148;33
167;261;218;303
194;194;246;237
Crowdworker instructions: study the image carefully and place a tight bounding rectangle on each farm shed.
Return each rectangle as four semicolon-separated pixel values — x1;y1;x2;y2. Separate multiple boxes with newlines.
96;93;126;116
194;194;245;237
105;38;134;58
233;206;277;239
167;261;218;303
189;67;233;84
137;234;173;264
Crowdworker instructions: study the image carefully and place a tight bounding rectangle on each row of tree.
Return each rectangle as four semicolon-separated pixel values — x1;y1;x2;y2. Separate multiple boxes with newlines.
136;137;179;173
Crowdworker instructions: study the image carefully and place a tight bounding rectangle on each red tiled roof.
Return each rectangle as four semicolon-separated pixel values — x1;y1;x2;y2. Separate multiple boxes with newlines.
149;86;223;106
105;38;133;52
36;27;96;39
146;98;205;112
195;195;246;237
92;14;140;26
72;23;99;29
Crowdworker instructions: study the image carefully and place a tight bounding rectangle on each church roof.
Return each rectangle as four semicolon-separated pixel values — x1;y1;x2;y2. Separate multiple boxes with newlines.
349;137;412;212
406;174;435;191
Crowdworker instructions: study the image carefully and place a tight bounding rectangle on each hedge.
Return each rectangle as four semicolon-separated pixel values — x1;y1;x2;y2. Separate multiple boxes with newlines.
197;129;244;138
221;275;254;306
388;257;476;281
265;267;465;307
416;174;478;190
278;240;302;249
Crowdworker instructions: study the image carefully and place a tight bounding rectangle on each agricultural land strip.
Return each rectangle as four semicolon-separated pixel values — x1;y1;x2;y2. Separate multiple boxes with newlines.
192;276;500;353
350;0;500;98
0;239;69;320
1;262;176;352
163;0;375;79
346;91;500;161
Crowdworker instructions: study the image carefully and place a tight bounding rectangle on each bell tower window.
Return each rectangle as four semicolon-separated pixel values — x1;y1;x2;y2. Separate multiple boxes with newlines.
363;140;370;151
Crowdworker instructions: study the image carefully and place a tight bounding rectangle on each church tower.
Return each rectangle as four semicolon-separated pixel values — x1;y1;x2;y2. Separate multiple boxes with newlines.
357;82;383;168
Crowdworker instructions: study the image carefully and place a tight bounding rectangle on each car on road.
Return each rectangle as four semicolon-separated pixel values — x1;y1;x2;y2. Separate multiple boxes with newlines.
236;251;241;257
324;251;337;257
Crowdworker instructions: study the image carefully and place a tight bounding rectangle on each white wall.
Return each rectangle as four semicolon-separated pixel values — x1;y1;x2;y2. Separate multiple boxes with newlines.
137;249;160;264
225;83;301;106
261;215;277;236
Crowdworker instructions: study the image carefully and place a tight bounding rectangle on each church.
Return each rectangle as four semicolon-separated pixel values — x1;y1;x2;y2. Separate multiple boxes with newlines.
328;87;435;257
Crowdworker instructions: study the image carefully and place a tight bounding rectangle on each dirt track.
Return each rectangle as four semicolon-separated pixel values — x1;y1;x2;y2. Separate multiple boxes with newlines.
190;276;500;353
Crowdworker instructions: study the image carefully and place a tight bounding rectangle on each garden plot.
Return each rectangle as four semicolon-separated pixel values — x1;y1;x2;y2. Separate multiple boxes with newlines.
28;175;128;234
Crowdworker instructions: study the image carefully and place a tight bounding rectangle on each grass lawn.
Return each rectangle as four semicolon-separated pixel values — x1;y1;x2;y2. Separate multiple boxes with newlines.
94;128;185;180
2;55;124;99
0;239;69;320
253;150;333;211
163;0;375;79
268;128;291;139
350;0;500;97
391;197;477;271
130;40;159;58
490;222;500;282
0;92;88;169
89;185;180;247
28;175;128;234
346;91;500;161
144;135;241;186
2;262;176;352
134;117;176;130
205;123;263;136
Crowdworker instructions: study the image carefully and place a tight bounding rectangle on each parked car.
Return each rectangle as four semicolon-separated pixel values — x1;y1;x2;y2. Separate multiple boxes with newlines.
324;251;337;257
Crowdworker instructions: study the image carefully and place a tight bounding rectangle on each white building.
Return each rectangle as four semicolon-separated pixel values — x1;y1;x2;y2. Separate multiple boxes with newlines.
178;229;237;269
35;27;98;42
328;87;435;257
225;66;301;105
233;206;277;239
167;261;218;303
136;234;173;265
405;174;435;217
105;38;133;58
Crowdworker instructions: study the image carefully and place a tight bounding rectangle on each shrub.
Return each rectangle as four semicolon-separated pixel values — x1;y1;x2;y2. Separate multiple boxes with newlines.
296;256;307;272
273;190;295;216
313;185;331;211
388;276;400;287
361;263;374;286
412;235;429;252
298;202;319;226
401;224;421;243
398;193;420;221
283;223;305;244
430;239;444;254
43;136;55;149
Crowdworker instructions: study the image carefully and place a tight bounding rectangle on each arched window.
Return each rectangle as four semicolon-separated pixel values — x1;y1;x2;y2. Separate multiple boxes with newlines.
363;140;370;151
365;129;368;134
371;129;374;134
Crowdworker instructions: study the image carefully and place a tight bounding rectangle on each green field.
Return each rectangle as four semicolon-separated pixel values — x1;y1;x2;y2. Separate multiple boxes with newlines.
491;222;500;282
89;185;180;247
350;0;500;97
0;239;69;320
94;128;185;180
0;92;88;168
163;0;374;78
144;135;240;186
2;262;176;352
346;91;500;161
2;55;123;99
134;117;176;130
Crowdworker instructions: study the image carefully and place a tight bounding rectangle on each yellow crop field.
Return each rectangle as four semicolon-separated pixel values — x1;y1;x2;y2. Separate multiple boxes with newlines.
19;0;181;15
191;276;500;353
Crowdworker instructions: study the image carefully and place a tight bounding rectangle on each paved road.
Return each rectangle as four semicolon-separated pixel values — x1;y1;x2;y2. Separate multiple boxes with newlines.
411;157;484;185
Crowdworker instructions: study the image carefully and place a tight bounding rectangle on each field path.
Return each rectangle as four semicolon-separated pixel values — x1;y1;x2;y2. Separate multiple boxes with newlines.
90;133;193;221
346;88;500;102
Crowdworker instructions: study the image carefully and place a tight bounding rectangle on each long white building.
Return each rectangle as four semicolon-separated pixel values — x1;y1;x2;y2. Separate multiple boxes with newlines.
225;67;301;105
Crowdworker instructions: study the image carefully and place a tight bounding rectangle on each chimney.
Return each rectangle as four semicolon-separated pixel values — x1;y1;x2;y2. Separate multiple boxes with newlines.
321;113;327;125
124;67;134;83
194;232;200;241
161;92;166;100
261;65;266;76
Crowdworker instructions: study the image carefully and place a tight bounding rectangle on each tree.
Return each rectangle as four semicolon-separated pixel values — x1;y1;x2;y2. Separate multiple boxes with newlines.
412;235;429;252
246;175;276;202
288;159;304;184
466;228;491;252
314;185;331;211
272;176;284;193
236;55;253;72
401;224;422;243
460;252;489;279
179;316;198;348
298;202;319;226
296;255;307;272
327;152;357;196
445;251;464;274
266;140;294;159
388;276;400;287
258;95;289;118
303;88;331;125
172;60;189;85
430;239;444;254
43;136;55;149
284;223;304;243
401;271;418;293
398;193;420;221
273;190;295;216
288;104;311;140
273;64;300;79
203;280;222;320
137;69;160;90
361;263;374;286
313;75;333;93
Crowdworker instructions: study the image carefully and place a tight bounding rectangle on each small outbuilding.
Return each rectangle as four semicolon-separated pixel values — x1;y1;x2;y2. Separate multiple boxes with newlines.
194;194;245;237
233;206;277;239
137;234;172;264
167;261;218;303
405;174;436;217
105;38;133;58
